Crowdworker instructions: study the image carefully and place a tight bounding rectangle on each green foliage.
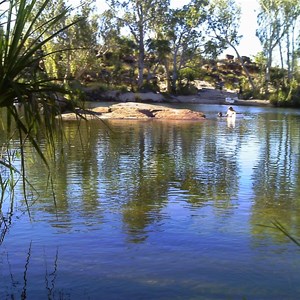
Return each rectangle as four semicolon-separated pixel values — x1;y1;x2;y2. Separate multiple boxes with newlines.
269;80;300;107
29;0;99;80
141;81;160;93
0;0;81;208
95;0;300;98
206;0;242;50
104;0;171;89
116;85;130;93
179;68;197;83
176;82;199;95
269;90;288;105
261;220;300;247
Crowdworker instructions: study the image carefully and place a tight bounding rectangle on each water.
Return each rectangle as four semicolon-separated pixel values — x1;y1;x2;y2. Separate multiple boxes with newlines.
1;104;300;299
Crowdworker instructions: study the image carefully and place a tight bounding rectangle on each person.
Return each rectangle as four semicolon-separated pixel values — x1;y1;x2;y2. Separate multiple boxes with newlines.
217;112;223;117
226;106;236;118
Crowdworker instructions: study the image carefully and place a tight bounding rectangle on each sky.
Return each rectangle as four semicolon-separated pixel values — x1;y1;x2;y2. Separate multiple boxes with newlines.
233;0;261;58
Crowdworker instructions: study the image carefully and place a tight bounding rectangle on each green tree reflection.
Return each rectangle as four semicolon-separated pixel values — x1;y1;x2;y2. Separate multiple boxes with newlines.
251;113;300;246
20;117;252;242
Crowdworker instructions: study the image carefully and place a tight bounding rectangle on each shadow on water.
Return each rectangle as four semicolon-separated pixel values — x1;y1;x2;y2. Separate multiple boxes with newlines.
0;216;9;245
2;243;71;300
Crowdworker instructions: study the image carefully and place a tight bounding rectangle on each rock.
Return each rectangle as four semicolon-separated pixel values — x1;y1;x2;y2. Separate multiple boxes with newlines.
92;107;111;113
59;111;100;120
59;102;206;121
153;109;205;120
109;102;168;112
102;108;150;119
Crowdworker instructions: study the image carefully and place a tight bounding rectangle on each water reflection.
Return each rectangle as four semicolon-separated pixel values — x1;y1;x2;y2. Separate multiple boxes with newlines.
2;242;66;299
26;119;246;237
1;105;300;298
250;113;300;246
11;110;300;243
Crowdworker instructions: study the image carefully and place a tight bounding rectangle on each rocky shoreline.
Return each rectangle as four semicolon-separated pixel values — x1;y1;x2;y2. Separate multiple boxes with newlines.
168;94;270;106
60;88;270;121
85;88;271;107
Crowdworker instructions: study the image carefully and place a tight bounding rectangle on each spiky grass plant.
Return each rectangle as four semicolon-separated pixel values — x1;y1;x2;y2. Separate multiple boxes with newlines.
0;0;81;221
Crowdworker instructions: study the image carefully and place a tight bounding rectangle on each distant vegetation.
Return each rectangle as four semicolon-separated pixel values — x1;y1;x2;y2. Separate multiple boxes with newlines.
0;0;297;107
24;0;298;107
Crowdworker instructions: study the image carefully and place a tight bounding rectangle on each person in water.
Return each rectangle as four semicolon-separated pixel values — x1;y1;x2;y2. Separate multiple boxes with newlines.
226;106;236;118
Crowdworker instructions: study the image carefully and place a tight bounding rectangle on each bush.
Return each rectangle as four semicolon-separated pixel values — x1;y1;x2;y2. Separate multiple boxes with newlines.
176;83;198;95
179;68;198;83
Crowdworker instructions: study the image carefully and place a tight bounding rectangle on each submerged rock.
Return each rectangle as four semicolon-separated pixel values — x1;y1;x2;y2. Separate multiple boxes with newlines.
59;102;206;121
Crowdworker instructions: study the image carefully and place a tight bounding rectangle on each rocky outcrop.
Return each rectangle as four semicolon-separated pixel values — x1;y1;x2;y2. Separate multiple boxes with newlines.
60;102;206;121
81;85;270;106
85;89;165;102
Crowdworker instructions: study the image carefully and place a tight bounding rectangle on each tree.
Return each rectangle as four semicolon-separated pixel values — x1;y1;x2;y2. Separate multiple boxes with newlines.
146;38;171;91
29;0;99;80
28;0;71;78
162;1;208;93
68;0;99;80
281;0;300;83
104;0;170;90
206;0;256;91
256;0;288;93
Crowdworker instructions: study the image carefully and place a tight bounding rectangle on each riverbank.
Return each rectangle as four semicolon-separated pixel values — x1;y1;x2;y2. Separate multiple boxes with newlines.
88;87;271;107
168;94;271;106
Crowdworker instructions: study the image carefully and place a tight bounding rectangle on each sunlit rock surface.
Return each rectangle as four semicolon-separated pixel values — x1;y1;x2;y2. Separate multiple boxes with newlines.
60;102;206;121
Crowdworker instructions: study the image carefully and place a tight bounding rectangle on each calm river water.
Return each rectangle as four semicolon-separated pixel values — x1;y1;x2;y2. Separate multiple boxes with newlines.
1;103;300;299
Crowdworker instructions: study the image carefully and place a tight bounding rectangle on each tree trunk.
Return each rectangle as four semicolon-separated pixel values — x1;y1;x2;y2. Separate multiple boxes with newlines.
163;59;171;93
265;45;273;93
171;45;180;93
137;26;145;90
230;43;256;92
286;29;291;83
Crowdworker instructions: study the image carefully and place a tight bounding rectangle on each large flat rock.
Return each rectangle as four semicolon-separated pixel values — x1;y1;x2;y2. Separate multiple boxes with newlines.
60;102;206;121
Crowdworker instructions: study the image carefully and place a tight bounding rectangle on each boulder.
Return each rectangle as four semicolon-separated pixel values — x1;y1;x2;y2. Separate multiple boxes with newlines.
153;108;205;120
102;107;151;119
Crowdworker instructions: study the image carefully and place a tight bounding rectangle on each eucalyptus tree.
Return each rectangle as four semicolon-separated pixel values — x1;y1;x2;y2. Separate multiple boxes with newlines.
280;0;300;83
99;8;138;86
68;0;99;80
103;0;170;90
206;0;256;91
256;0;289;92
28;0;71;78
274;0;300;104
146;37;172;91
29;0;99;80
162;0;208;93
